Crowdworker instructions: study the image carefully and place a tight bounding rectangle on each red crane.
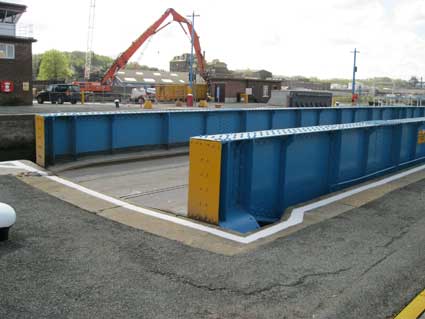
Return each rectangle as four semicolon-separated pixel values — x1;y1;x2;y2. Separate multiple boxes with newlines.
76;8;206;92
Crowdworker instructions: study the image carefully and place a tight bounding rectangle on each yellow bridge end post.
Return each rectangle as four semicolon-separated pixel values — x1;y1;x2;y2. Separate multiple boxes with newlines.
35;115;46;167
187;138;222;225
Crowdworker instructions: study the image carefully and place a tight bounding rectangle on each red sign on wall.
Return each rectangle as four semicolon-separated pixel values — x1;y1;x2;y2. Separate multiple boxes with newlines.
1;80;14;93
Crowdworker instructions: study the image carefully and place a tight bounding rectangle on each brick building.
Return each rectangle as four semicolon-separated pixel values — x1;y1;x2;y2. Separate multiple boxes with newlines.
209;77;281;103
169;53;197;73
0;1;36;106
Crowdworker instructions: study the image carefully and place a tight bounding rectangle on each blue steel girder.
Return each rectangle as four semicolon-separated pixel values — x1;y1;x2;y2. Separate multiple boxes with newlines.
188;117;425;233
37;106;425;166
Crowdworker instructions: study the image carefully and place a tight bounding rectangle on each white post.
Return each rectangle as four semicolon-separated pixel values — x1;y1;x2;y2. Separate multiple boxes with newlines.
0;203;16;241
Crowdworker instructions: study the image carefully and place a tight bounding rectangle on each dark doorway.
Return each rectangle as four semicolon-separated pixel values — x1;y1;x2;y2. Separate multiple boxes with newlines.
214;84;225;103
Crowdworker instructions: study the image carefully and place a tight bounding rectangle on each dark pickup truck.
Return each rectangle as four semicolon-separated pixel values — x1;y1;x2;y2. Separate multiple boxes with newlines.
36;84;80;104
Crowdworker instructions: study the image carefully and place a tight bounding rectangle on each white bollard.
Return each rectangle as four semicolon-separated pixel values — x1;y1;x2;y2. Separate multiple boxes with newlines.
0;203;16;241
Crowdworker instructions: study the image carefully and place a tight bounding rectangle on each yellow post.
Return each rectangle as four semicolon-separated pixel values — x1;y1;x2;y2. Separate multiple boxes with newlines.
35;115;45;167
81;91;85;105
143;100;153;109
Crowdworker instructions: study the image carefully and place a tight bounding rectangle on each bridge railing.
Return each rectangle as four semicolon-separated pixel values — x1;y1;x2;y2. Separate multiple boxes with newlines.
188;118;425;233
35;106;425;167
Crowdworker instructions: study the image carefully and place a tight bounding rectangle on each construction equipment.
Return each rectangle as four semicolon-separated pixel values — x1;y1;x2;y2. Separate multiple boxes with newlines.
74;8;207;93
155;84;207;102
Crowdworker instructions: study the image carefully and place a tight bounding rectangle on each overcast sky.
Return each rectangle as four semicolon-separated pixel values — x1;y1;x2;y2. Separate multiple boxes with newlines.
13;0;425;80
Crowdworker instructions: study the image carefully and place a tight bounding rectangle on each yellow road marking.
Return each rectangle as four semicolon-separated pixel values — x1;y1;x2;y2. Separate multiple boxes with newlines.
395;290;425;319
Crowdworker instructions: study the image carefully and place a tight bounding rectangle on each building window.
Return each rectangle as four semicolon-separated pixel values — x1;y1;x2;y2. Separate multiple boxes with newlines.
263;85;269;97
0;43;15;59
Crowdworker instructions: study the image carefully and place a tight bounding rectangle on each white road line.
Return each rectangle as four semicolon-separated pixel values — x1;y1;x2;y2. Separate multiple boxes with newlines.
0;165;20;169
6;160;425;244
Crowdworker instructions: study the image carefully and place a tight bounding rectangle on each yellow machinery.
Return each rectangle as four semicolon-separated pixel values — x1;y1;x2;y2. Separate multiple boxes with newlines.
156;84;207;102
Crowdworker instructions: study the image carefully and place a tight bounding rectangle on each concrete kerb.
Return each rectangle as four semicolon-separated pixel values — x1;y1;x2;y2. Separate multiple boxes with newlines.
5;159;425;255
48;146;189;173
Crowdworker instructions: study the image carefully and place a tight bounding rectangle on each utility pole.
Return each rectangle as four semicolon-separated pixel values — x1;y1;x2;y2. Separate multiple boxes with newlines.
351;48;359;105
186;11;200;92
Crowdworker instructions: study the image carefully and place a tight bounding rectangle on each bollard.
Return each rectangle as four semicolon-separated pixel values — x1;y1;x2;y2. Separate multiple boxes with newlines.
186;94;193;107
144;100;153;109
114;99;120;108
0;203;16;241
199;100;208;108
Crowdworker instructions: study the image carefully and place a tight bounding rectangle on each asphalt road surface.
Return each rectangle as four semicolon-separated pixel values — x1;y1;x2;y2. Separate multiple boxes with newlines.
1;175;425;318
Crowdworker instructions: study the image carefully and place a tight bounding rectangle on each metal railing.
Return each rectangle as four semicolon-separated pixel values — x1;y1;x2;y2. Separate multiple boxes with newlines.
0;23;33;38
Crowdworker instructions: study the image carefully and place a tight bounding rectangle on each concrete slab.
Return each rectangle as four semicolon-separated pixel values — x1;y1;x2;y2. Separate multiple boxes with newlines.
49;146;189;173
98;207;246;255
13;159;425;256
20;175;118;213
60;155;190;216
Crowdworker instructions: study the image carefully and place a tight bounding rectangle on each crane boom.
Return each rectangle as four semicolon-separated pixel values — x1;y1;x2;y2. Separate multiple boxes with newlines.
101;8;206;86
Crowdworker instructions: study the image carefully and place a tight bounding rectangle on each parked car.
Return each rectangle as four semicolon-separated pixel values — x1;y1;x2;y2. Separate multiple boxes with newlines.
36;84;81;104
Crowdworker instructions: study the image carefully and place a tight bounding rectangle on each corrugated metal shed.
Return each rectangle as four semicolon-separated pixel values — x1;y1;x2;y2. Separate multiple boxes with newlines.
114;69;204;86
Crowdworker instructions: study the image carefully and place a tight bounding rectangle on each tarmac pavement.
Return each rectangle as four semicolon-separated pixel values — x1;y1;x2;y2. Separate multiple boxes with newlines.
1;174;425;318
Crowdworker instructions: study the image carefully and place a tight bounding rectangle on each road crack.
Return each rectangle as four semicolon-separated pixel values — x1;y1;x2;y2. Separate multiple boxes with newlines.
360;250;396;277
145;266;352;296
379;228;410;248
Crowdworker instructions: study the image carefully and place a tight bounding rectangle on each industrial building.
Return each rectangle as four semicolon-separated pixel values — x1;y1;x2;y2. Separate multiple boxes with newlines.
169;53;198;73
170;54;231;77
209;76;281;103
113;68;207;101
232;69;273;80
113;69;200;87
281;79;331;91
0;1;35;106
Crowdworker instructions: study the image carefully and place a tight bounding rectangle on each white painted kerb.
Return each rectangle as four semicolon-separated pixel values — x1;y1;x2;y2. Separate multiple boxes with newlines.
5;160;425;244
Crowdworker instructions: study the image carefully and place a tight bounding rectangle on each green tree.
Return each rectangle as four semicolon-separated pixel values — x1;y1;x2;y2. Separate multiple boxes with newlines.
32;53;42;80
37;50;73;81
